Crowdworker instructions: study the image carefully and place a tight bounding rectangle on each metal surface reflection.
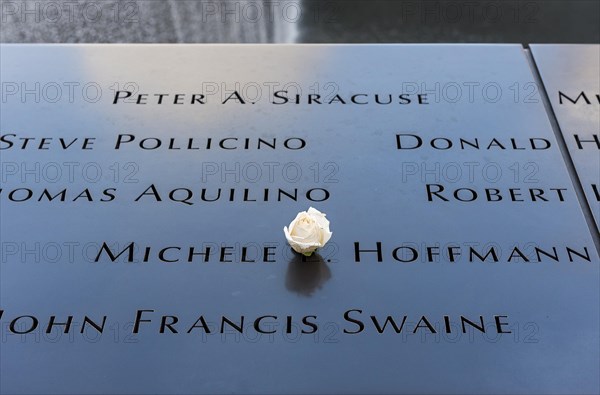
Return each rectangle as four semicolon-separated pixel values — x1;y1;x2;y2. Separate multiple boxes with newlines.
0;44;598;394
285;252;331;297
531;44;600;230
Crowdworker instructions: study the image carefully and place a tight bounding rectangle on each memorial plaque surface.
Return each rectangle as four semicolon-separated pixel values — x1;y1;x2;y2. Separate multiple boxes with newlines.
0;45;598;394
530;44;600;229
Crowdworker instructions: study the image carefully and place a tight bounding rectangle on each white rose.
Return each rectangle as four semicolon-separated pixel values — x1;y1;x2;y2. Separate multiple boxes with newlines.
284;207;333;256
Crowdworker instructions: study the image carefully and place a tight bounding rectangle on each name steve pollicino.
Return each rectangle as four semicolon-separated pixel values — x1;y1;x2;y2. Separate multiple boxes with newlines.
0;133;307;151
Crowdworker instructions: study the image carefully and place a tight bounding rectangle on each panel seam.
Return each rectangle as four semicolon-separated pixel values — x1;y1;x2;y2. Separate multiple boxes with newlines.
523;45;600;255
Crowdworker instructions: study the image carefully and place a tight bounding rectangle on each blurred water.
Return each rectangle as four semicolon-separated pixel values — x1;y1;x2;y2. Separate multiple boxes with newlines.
0;0;300;43
0;0;598;43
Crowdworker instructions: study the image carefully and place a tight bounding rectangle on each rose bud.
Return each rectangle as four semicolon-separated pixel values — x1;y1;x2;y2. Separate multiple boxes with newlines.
284;207;333;256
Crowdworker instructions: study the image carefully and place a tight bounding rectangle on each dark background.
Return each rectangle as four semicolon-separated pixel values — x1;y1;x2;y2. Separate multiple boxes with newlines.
1;0;599;44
